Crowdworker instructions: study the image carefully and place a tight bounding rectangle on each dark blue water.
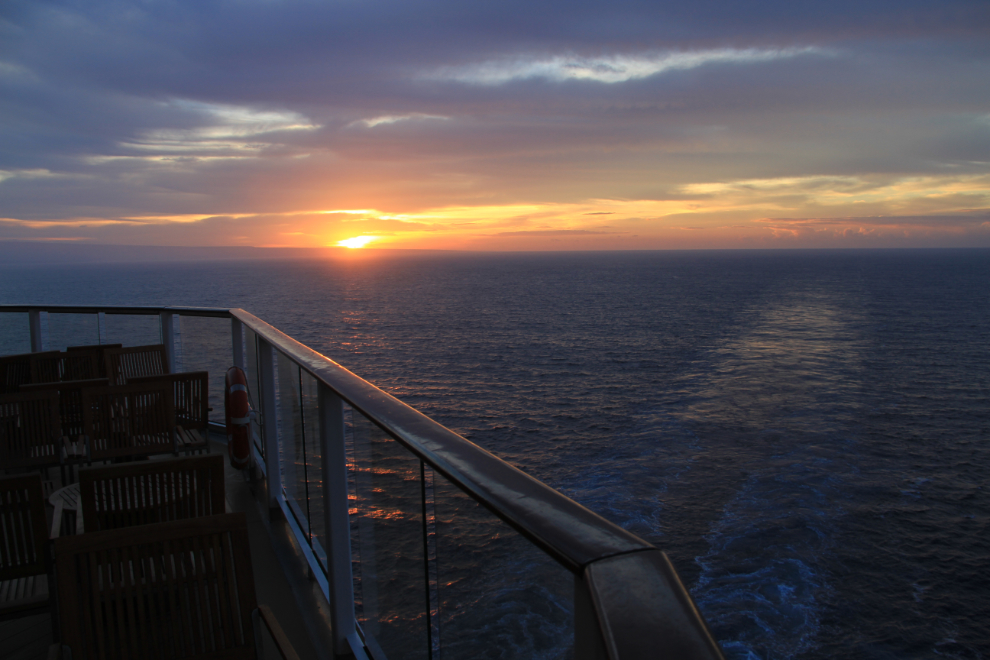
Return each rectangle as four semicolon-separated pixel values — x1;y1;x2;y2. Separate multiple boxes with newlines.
2;249;988;658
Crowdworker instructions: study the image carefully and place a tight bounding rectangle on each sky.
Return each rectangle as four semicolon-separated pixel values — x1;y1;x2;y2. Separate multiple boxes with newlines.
1;0;989;251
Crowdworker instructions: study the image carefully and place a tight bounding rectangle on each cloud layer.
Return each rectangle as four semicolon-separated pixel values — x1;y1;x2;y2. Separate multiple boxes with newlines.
1;0;988;249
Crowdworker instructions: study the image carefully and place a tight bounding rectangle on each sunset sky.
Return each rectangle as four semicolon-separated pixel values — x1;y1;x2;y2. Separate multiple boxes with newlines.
2;0;989;250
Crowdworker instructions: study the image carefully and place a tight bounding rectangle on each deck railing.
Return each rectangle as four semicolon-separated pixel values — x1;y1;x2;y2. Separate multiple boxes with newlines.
0;304;724;660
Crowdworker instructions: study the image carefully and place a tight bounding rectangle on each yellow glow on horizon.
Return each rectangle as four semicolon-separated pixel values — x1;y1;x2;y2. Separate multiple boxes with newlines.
4;171;986;250
337;235;378;248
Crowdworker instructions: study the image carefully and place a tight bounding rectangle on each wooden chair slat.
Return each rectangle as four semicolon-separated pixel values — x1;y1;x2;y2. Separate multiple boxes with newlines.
177;548;196;655
130;372;209;454
23;351;100;385
218;534;237;649
218;529;243;649
81;382;175;461
136;548;162;660
0;392;61;472
123;544;143;657
0;474;51;620
55;512;290;660
79;455;224;534
158;537;181;654
59;352;100;382
67;345;121;379
29;353;62;386
187;534;209;654
21;378;109;444
85;549;105;660
102;547;120;656
186;535;208;655
1;351;59;394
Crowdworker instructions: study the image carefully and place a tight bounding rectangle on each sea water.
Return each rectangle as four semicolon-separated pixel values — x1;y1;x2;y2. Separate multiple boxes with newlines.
1;248;987;659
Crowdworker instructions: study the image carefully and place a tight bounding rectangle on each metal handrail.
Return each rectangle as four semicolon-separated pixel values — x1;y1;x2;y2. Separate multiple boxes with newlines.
232;309;647;570
0;304;724;660
0;304;231;317
231;308;724;660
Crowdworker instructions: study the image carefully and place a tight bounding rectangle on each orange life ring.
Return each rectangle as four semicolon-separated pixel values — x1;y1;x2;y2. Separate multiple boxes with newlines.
225;366;251;470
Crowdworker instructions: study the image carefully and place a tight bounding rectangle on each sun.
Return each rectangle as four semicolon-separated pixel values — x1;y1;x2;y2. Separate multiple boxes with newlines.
336;235;377;249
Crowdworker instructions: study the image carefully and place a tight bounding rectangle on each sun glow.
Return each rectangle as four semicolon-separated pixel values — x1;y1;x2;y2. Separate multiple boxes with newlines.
337;235;377;249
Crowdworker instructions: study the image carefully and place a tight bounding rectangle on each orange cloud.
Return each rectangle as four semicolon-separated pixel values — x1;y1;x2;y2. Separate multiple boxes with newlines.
2;173;988;250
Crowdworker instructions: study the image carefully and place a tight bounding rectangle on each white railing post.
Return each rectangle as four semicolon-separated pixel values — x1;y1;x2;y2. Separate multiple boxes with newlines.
160;312;176;373
231;317;245;370
28;310;44;352
258;338;281;512
575;574;608;660
319;384;357;656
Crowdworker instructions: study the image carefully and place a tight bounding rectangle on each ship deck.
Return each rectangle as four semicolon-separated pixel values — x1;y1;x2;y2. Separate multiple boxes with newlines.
0;304;725;660
1;434;333;660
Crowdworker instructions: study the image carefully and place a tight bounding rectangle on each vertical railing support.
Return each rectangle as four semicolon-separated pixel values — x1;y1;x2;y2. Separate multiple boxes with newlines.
232;317;245;370
97;312;107;344
258;338;281;513
575;573;608;660
28;310;44;352
160;311;176;373
319;384;357;657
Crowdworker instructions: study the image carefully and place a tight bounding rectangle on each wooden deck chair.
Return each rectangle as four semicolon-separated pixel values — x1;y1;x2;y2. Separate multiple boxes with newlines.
20;378;109;472
77;454;225;533
82;381;176;461
67;344;121;378
130;372;210;454
0;351;59;394
0;390;62;474
0;474;55;628
52;513;300;660
103;344;169;386
28;352;63;386
28;351;99;384
61;351;100;382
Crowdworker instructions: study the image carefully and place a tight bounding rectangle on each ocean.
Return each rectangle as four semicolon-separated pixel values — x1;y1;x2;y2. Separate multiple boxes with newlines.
1;248;987;659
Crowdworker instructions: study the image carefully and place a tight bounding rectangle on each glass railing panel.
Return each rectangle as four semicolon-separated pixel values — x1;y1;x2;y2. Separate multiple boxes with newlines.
347;405;429;660
244;326;265;457
277;351;312;542
46;313;99;351
176;315;231;423
432;471;574;660
300;369;327;571
103;313;160;347
0;312;30;356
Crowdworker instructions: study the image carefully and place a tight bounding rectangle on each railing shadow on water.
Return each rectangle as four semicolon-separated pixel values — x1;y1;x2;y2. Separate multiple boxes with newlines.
0;304;725;660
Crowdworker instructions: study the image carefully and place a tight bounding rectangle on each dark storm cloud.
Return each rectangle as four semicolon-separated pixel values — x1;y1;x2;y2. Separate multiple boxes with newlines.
5;0;986;119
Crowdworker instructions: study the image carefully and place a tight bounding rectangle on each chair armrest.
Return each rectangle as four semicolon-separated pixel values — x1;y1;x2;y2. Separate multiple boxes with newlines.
253;605;301;660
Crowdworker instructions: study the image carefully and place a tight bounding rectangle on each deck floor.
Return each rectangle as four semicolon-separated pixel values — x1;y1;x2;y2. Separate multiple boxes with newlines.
0;436;334;660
